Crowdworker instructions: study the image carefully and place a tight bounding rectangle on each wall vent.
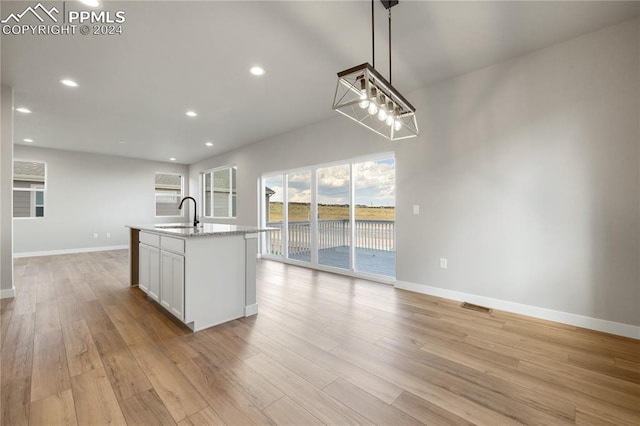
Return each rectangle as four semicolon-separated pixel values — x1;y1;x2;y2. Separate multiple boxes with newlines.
461;302;492;314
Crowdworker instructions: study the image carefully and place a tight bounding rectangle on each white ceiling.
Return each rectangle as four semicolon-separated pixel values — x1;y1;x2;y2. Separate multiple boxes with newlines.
2;1;638;164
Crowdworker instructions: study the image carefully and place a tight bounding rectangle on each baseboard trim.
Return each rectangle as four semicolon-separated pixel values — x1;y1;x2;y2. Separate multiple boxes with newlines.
245;303;259;317
394;280;640;340
0;288;15;299
13;245;128;258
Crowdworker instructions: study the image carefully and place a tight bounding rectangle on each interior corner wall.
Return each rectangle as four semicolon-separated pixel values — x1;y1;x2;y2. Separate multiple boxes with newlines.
13;146;189;255
190;18;640;328
1;84;14;294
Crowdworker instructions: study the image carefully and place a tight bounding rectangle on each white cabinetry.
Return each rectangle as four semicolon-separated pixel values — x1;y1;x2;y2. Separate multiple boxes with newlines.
132;227;259;332
138;243;160;301
139;231;184;321
160;250;185;321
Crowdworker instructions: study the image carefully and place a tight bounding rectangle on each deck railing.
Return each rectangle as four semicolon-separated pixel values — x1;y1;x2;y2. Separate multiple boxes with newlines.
265;219;395;256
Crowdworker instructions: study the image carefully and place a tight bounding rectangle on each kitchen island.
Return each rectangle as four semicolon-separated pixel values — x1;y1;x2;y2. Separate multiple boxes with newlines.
127;223;268;331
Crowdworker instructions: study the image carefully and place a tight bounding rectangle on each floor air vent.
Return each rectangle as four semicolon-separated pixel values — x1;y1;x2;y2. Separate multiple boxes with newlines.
461;302;492;314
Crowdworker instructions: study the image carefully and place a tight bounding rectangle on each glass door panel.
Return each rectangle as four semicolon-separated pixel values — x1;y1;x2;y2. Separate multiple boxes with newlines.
354;159;396;277
317;165;350;269
287;171;311;262
263;175;284;257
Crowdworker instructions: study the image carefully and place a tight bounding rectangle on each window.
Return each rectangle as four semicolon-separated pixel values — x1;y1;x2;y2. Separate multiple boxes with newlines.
201;166;236;218
13;160;46;218
155;173;184;217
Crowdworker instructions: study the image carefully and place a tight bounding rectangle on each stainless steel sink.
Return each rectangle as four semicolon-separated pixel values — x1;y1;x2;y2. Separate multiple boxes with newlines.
154;224;197;229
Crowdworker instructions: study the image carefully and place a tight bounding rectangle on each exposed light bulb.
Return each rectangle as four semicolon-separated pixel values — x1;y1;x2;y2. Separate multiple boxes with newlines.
378;107;387;121
394;120;402;131
358;91;369;109
386;114;394;126
358;77;368;105
377;95;388;121
367;102;378;115
386;101;395;126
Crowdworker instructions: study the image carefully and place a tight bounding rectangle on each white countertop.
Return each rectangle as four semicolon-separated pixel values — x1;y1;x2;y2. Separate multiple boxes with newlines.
127;223;269;238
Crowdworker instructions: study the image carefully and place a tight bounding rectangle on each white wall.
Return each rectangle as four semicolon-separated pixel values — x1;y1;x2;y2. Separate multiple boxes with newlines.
189;19;640;329
1;84;14;295
13;146;189;255
396;18;639;329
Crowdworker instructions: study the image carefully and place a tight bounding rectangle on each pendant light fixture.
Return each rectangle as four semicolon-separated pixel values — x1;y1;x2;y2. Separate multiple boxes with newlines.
332;0;418;140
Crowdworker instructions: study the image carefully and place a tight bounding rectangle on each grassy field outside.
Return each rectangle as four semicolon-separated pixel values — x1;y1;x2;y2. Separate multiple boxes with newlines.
267;202;394;222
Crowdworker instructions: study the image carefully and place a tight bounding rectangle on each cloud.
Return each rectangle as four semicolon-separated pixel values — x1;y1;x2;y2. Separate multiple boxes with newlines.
263;158;395;207
318;165;349;187
354;160;395;206
288;188;311;203
288;171;310;183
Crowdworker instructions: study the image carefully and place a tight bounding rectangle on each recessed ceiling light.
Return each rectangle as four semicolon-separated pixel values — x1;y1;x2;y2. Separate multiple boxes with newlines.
61;79;78;87
16;107;31;114
79;0;100;7
118;141;127;144
23;138;34;143
250;66;265;76
205;142;213;147
185;110;197;117
169;157;176;161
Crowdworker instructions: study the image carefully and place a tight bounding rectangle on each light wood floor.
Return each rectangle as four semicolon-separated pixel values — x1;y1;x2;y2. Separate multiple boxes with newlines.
2;250;640;425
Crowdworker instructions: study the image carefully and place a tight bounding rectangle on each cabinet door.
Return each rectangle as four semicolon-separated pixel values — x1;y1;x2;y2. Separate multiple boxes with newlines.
138;243;151;294
139;243;160;300
147;245;161;302
161;251;185;321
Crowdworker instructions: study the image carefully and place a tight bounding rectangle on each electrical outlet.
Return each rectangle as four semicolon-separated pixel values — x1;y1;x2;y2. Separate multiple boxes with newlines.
413;205;420;215
440;258;448;269
106;233;111;238
93;233;98;239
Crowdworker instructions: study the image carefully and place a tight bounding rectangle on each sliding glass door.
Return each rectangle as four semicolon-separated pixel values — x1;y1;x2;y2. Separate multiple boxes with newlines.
354;159;396;277
261;154;395;280
287;171;312;263
317;164;351;269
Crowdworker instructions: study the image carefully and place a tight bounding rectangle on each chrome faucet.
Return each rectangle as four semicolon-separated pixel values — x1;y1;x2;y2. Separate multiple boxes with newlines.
178;196;199;227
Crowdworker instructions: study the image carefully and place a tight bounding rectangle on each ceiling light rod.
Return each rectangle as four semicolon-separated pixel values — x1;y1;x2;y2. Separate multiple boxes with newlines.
388;4;392;84
372;0;398;72
371;0;375;68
